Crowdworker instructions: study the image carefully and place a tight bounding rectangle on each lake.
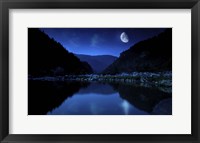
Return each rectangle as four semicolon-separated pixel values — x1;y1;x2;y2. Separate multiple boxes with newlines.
28;80;172;115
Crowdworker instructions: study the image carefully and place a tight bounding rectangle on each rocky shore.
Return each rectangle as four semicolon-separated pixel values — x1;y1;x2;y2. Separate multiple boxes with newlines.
29;71;172;93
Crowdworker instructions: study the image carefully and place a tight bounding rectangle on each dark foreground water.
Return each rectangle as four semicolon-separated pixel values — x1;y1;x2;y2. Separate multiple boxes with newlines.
28;80;172;115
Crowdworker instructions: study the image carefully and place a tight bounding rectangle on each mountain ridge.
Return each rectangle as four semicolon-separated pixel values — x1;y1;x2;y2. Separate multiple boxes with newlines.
103;29;172;74
76;54;117;73
28;28;93;76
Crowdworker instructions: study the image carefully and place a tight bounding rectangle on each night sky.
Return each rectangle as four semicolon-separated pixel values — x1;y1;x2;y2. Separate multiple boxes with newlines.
41;28;166;57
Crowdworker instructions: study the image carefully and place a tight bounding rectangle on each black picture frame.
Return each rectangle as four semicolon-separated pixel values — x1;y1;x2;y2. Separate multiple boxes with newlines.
0;0;199;142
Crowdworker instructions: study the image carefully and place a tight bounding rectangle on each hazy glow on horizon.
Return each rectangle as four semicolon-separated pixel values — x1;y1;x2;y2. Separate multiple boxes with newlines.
41;28;165;57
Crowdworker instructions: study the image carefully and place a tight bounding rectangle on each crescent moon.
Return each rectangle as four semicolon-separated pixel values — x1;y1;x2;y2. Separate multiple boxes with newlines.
120;32;129;43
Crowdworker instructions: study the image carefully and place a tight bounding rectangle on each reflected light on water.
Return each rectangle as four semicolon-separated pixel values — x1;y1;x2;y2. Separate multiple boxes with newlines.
121;100;130;115
29;81;171;115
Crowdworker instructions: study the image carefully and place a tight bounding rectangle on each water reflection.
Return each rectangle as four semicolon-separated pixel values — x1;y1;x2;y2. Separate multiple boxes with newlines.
28;80;89;115
121;101;130;115
111;83;171;114
28;80;172;115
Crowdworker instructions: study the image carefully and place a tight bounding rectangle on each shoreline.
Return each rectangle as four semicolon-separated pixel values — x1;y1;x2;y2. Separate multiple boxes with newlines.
29;71;172;93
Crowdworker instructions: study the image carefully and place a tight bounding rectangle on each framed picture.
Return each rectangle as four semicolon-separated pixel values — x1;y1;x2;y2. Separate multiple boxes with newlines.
0;0;199;142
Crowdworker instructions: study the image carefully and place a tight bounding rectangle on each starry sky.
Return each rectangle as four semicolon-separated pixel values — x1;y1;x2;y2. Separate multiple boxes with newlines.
41;28;166;57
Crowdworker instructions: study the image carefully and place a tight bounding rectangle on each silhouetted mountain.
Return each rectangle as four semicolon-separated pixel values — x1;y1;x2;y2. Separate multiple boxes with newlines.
28;28;93;76
103;29;172;74
76;54;117;73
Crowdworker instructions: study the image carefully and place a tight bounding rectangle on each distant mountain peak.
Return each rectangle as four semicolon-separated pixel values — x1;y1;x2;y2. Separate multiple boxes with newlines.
76;54;117;73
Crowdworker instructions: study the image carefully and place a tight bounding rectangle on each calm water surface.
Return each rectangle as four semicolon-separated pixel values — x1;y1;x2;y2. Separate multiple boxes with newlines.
28;80;172;115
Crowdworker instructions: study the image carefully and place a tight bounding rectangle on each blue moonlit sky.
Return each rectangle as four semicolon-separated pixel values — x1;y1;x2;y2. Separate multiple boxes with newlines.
41;28;166;57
